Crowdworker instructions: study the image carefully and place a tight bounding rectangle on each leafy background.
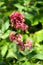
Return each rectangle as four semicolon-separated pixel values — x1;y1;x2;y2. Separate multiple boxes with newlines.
0;0;43;65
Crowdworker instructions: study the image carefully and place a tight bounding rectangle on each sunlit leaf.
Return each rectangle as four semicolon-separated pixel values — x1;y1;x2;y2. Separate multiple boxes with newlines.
33;30;43;43
1;44;8;57
1;20;9;33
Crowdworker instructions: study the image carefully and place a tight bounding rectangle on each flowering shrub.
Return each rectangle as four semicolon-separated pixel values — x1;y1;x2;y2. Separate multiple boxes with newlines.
9;12;32;51
0;0;43;65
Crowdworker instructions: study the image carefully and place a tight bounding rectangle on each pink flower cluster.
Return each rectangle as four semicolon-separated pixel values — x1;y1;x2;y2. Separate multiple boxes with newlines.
9;31;24;50
9;12;28;31
9;31;32;50
9;12;32;50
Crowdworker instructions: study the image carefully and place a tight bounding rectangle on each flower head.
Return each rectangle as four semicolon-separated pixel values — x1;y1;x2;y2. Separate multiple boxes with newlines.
9;12;24;27
9;11;29;31
10;12;24;20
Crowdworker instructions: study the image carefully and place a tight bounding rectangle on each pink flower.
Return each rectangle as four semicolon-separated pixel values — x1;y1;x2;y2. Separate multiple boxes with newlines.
9;31;16;41
20;23;28;31
25;39;33;50
10;12;24;20
9;12;24;27
16;34;23;42
15;22;21;28
9;11;29;31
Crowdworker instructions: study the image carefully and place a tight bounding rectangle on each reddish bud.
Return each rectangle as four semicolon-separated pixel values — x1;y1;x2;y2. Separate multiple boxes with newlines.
9;31;16;41
19;42;24;50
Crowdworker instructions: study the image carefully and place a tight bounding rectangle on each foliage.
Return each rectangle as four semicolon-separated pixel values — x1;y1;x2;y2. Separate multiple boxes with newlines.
0;0;43;65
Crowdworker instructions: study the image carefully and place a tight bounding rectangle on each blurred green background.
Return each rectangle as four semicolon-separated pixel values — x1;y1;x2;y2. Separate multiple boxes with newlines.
0;0;43;65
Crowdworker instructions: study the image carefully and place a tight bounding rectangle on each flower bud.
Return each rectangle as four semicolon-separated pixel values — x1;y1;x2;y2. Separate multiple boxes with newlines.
25;39;33;50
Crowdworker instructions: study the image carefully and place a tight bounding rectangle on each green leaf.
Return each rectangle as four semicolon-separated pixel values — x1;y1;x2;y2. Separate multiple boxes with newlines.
24;0;31;6
6;42;18;59
0;30;11;39
39;14;43;24
14;4;24;11
23;61;31;65
31;19;39;26
0;40;6;46
33;30;43;43
1;44;8;57
34;44;43;55
0;2;4;7
1;20;9;33
34;53;43;60
24;12;34;21
37;1;43;5
23;34;29;40
19;51;26;56
6;48;17;59
1;6;6;10
18;57;27;62
10;42;18;53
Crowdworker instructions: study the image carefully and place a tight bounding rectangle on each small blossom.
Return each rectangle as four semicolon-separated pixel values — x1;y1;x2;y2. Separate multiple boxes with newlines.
25;39;33;50
16;34;23;42
15;22;21;28
9;31;16;41
20;23;28;31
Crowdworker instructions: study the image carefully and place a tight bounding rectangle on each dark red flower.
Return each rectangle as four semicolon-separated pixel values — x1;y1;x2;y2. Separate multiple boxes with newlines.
19;42;24;50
